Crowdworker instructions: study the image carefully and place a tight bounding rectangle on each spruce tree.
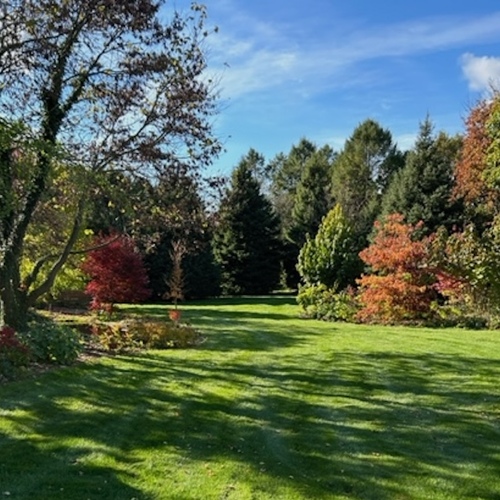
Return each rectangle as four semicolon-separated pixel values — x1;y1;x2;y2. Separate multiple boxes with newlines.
286;146;335;248
381;118;463;234
214;154;281;295
269;140;334;288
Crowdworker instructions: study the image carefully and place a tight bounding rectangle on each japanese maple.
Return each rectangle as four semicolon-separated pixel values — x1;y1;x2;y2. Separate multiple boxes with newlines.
82;234;150;311
357;214;436;323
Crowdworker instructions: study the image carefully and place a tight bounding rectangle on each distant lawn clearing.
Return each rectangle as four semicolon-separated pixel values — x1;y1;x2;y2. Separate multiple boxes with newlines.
1;296;500;499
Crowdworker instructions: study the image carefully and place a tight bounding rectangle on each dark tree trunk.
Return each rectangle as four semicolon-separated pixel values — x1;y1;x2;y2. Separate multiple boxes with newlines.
0;247;29;331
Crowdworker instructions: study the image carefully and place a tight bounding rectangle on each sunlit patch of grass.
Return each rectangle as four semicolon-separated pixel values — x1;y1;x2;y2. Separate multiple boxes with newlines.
1;296;500;499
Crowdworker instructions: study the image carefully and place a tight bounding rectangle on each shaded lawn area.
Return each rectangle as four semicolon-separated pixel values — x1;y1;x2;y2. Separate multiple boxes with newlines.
1;297;500;499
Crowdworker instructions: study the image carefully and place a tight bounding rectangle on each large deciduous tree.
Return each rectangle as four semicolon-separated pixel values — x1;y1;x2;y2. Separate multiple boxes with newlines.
454;98;495;211
453;92;500;225
214;153;281;295
0;0;220;328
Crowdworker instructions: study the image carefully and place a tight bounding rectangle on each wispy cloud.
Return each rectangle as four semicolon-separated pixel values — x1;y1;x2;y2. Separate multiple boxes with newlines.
208;9;500;99
460;53;500;91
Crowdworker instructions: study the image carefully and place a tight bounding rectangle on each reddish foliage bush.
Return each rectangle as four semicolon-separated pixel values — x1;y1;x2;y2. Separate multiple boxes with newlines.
0;326;30;378
357;214;437;323
82;234;151;311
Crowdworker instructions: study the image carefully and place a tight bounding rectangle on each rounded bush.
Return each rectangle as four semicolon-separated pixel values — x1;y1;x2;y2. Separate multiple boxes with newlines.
20;322;83;365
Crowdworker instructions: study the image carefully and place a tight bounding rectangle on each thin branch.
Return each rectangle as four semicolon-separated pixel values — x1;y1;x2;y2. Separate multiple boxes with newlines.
24;227;122;291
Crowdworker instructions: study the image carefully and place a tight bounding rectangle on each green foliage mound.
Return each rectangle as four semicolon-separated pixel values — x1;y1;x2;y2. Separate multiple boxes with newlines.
297;205;359;321
297;204;357;290
20;322;83;365
297;284;358;321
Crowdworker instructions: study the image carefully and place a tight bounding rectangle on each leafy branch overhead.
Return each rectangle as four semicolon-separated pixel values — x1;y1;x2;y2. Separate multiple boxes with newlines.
0;0;221;328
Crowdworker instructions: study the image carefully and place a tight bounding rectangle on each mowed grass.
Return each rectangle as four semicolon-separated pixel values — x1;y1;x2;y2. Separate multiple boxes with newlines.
1;297;500;499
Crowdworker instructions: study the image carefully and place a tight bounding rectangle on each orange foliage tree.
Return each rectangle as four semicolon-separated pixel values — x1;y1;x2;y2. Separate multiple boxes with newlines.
453;95;500;218
357;214;437;323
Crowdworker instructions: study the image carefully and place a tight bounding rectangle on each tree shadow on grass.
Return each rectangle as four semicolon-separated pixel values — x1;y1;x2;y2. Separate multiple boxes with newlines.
1;349;500;499
0;432;149;499
125;296;313;353
124;295;297;322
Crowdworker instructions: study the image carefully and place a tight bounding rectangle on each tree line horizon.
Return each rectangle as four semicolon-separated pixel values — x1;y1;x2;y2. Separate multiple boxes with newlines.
1;0;499;329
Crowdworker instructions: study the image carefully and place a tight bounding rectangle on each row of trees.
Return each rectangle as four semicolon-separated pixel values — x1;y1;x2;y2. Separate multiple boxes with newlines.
214;115;460;294
5;92;498;325
1;1;499;327
294;94;500;324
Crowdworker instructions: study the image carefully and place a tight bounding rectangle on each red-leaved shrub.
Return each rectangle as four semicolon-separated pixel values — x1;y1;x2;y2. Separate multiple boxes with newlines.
0;326;30;379
82;234;151;311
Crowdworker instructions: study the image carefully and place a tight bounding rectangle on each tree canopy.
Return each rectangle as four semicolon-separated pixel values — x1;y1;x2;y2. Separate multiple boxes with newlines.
0;0;220;328
381;118;463;235
332;119;404;247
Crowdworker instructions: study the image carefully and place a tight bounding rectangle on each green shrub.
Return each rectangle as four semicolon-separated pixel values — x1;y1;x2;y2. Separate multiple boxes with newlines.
0;326;31;380
91;319;202;352
430;303;490;329
297;204;357;291
20;322;83;365
297;283;358;322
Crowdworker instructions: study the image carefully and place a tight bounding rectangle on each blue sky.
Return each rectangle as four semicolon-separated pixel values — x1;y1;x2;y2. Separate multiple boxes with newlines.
197;1;500;174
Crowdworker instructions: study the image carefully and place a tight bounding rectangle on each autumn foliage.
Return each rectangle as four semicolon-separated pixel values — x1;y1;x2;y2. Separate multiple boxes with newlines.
82;234;151;311
357;214;436;323
453;98;495;208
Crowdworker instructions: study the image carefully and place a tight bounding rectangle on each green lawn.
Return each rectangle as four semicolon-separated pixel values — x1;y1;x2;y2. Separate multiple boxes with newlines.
1;296;500;499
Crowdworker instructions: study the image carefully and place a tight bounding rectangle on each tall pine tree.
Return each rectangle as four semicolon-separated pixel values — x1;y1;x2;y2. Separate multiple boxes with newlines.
214;153;281;295
332;119;404;248
267;139;335;288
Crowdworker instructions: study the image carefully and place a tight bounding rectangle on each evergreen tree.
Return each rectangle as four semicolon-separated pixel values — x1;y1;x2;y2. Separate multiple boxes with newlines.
332;119;404;248
214;153;281;295
270;138;318;197
297;205;356;291
381;118;463;234
139;172;219;301
268;138;319;243
268;139;334;288
287;145;335;248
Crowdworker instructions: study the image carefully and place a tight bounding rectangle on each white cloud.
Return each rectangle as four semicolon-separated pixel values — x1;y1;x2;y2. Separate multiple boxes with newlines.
460;53;500;91
208;10;500;99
